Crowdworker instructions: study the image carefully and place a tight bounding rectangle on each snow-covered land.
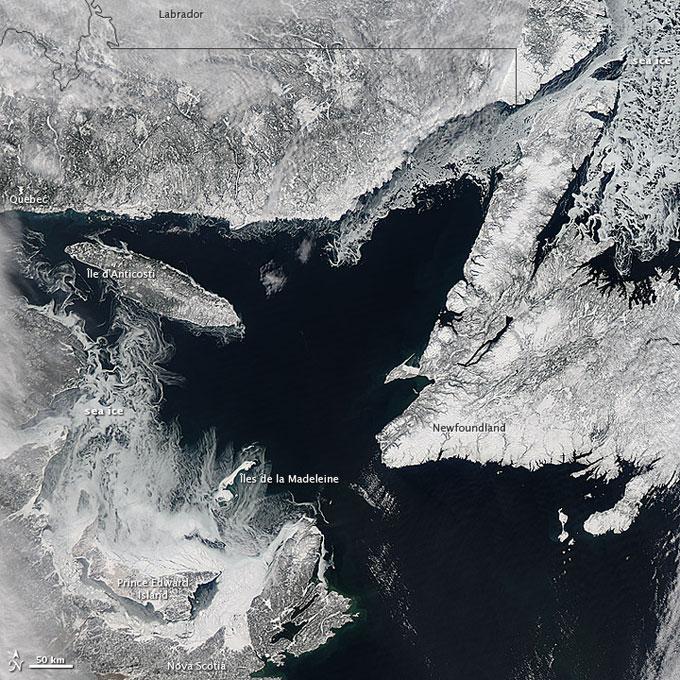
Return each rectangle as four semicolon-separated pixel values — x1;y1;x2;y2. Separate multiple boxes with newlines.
378;0;680;538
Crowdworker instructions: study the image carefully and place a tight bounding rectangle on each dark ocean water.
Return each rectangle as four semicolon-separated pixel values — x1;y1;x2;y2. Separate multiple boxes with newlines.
16;184;678;680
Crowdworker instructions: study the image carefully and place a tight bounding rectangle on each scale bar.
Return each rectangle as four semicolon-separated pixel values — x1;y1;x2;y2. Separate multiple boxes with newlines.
29;663;74;669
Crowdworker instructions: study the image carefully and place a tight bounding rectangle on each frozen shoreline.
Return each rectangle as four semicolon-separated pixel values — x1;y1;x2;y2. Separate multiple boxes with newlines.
378;0;680;536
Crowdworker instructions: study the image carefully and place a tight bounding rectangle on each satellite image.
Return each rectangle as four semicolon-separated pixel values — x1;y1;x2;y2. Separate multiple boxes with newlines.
0;0;679;678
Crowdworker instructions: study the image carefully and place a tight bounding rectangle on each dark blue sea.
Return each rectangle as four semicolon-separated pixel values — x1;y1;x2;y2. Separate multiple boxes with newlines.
16;181;679;680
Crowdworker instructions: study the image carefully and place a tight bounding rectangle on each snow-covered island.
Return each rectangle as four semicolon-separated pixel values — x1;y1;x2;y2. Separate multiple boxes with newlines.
378;0;680;539
66;241;244;337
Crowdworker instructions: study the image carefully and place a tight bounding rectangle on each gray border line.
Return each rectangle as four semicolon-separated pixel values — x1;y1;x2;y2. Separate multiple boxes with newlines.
110;44;519;105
